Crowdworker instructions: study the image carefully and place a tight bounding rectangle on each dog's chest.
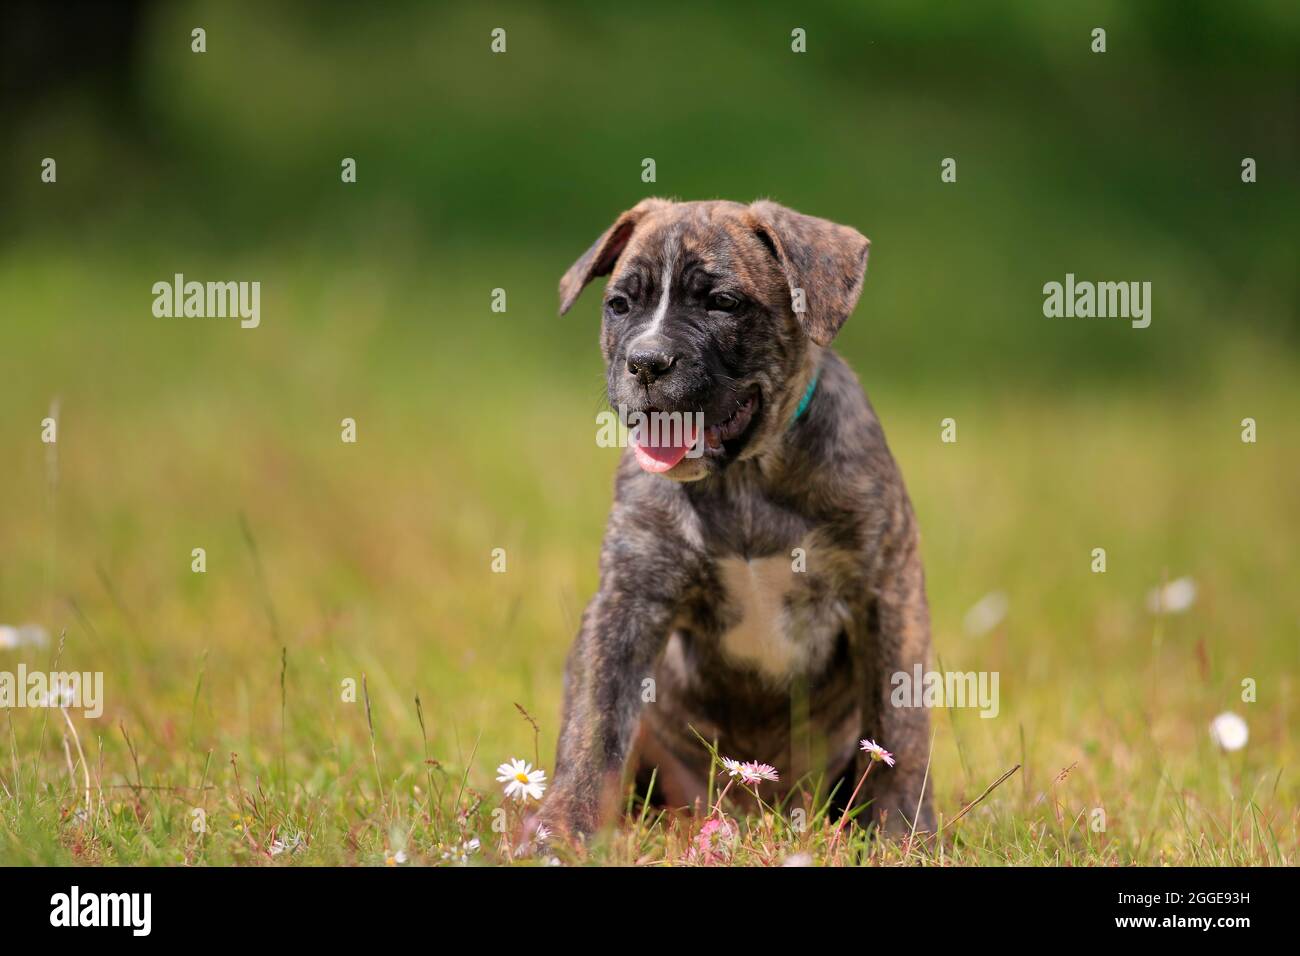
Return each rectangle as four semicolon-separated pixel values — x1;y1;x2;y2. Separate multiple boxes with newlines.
708;553;850;679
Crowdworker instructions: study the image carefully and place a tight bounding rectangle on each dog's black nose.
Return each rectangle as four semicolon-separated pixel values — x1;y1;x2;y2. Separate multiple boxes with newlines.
626;345;676;384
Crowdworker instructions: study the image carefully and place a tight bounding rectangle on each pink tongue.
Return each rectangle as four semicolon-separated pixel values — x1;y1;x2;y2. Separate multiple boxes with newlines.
632;423;696;474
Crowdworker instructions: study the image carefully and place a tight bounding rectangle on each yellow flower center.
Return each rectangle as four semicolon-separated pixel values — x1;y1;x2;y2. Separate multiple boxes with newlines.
515;772;530;783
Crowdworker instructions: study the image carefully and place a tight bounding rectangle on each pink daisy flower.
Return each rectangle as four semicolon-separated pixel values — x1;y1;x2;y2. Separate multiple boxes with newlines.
739;761;780;785
859;739;895;766
693;817;736;864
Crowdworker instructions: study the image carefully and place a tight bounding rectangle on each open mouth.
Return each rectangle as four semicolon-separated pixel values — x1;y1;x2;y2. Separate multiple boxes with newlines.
631;388;761;474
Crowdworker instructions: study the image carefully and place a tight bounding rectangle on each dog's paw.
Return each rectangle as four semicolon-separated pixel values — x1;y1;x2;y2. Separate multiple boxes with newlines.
523;799;596;856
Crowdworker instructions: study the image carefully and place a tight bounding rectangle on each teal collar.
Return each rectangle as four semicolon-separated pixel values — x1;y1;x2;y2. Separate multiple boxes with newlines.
790;370;820;427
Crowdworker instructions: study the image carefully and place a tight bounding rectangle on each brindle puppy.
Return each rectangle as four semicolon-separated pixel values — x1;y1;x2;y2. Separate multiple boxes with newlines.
541;198;933;841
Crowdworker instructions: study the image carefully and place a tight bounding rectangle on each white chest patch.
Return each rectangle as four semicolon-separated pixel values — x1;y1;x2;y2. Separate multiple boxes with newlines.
715;555;845;679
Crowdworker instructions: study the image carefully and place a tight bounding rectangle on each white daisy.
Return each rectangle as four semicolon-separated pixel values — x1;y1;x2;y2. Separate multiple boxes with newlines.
0;624;49;649
720;756;745;778
1146;577;1196;614
38;684;77;709
963;592;1008;637
440;837;481;865
1209;712;1248;752
269;831;305;857
496;758;547;802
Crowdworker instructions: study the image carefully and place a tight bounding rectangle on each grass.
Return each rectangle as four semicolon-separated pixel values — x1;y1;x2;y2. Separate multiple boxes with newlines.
0;248;1295;867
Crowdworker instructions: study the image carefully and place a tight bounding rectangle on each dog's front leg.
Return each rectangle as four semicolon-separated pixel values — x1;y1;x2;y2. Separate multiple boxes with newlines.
856;519;936;835
542;555;682;841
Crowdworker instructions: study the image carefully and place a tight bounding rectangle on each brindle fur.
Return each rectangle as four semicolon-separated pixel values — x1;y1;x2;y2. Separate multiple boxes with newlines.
544;199;933;840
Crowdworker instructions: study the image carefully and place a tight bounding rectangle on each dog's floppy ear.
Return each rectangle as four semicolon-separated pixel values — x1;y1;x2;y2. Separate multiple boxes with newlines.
559;198;670;315
747;200;870;346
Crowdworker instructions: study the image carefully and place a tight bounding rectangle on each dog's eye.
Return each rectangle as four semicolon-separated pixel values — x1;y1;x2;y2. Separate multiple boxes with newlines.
707;292;741;313
606;296;630;316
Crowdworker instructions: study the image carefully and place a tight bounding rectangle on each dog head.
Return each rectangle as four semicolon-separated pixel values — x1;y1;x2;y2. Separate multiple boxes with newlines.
559;198;870;480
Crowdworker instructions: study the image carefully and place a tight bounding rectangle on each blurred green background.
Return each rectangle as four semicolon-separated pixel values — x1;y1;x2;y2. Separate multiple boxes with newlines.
4;0;1297;386
0;1;1296;863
